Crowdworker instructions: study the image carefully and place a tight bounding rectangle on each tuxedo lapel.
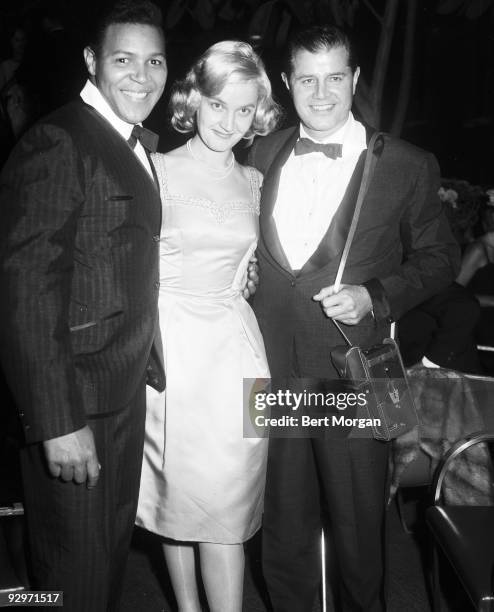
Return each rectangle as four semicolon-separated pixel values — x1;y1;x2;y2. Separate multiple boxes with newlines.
299;150;366;276
260;128;299;275
145;149;160;190
82;103;159;195
299;128;383;277
259;125;383;278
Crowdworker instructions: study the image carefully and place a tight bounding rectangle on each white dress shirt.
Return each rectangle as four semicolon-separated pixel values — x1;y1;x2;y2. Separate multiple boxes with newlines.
80;79;154;178
273;113;366;270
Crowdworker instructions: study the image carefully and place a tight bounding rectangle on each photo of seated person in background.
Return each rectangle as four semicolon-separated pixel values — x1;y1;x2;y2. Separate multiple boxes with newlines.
398;282;482;374
455;228;494;372
456;231;494;305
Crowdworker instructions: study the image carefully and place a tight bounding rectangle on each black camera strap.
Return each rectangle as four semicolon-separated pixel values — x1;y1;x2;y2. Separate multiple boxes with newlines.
331;131;384;347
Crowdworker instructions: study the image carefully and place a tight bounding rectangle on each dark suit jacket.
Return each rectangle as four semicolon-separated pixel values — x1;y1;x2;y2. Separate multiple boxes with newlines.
248;126;461;378
0;100;165;443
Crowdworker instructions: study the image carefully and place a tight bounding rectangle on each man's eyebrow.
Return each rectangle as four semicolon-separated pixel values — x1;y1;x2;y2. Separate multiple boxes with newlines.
294;70;348;80
109;50;166;57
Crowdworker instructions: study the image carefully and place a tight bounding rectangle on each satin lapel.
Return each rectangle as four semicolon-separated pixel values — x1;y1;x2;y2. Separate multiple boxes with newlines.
83;103;159;194
259;128;299;275
145;149;160;192
299;150;367;276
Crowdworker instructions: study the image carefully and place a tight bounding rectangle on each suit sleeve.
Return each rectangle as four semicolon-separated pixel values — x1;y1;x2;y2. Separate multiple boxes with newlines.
246;138;259;170
363;152;461;323
247;137;270;175
0;122;87;443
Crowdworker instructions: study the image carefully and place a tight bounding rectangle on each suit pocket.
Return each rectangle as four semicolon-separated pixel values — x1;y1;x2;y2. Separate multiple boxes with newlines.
77;198;134;238
69;320;98;332
69;309;125;354
106;195;134;202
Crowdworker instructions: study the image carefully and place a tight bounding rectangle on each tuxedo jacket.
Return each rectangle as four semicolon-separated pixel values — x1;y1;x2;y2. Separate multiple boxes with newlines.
0;101;165;443
248;126;461;378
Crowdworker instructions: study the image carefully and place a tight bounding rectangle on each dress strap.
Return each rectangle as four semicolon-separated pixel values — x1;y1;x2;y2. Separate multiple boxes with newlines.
151;153;170;197
247;166;261;215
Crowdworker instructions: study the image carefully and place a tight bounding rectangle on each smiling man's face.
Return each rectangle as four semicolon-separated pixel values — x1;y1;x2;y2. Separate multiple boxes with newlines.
283;45;359;140
84;22;167;125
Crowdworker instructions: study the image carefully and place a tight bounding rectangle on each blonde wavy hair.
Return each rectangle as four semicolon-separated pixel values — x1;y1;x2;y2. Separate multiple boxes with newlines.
170;40;282;140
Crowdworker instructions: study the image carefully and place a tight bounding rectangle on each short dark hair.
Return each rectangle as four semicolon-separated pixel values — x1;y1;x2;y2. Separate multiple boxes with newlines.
89;0;164;56
283;24;358;78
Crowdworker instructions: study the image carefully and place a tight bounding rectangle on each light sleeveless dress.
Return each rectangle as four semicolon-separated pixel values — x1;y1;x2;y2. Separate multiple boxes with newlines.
135;153;269;544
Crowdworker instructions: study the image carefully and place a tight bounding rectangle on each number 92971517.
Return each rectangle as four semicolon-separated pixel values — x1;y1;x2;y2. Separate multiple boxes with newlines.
1;591;63;606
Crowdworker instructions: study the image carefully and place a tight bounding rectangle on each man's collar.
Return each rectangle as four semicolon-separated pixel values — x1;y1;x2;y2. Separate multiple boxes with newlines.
299;113;352;144
298;113;366;156
80;79;137;141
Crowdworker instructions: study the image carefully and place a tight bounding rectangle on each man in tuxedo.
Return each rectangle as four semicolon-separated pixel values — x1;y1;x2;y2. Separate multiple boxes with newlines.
248;25;460;612
0;2;166;609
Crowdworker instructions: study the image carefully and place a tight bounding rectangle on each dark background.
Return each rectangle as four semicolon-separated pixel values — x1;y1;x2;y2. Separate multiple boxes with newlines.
1;2;493;602
1;0;494;186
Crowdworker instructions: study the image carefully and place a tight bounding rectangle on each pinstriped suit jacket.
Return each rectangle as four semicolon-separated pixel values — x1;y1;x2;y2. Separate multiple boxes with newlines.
0;101;165;443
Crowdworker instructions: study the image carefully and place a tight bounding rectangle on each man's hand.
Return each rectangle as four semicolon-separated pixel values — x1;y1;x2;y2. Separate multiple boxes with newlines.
243;255;259;299
43;425;100;489
313;284;372;325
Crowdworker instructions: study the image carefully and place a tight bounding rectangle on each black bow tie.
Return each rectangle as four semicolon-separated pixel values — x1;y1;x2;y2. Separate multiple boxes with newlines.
127;125;159;153
294;138;342;159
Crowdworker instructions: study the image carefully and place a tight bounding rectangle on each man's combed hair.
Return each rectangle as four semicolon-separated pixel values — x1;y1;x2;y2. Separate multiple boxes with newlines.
89;0;163;55
170;40;282;140
284;24;358;77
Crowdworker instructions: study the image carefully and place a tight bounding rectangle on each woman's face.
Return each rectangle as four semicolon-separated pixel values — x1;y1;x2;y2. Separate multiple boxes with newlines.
196;78;259;152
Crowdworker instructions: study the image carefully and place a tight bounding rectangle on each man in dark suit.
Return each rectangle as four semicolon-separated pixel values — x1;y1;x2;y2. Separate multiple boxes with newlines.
0;2;166;609
248;25;460;612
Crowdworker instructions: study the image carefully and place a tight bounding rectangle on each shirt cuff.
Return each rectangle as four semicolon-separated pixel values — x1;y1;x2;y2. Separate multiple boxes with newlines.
362;278;393;325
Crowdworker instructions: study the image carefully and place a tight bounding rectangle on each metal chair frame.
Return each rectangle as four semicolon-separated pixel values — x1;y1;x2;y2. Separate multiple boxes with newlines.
0;502;26;595
427;431;494;612
396;370;494;534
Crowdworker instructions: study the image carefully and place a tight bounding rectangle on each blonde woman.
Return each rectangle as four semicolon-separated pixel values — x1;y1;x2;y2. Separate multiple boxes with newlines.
136;41;281;611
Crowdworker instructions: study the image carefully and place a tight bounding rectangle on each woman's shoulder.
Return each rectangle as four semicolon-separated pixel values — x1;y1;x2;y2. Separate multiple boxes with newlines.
153;144;188;168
